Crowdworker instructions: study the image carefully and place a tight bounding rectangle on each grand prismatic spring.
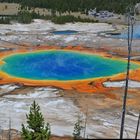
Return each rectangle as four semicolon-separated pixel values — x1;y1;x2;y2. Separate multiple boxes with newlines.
0;49;140;87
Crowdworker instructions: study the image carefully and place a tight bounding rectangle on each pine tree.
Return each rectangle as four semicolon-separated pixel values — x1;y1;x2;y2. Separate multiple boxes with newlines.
73;115;83;140
21;101;51;140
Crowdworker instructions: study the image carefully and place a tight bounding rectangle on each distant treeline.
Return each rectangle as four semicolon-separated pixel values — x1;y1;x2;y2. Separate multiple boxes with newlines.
16;11;98;24
0;16;10;24
0;11;98;24
0;0;140;14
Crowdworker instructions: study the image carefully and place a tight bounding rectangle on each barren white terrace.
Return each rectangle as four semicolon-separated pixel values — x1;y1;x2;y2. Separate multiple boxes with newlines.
0;19;116;46
103;80;140;88
0;85;139;138
0;19;114;33
0;87;82;137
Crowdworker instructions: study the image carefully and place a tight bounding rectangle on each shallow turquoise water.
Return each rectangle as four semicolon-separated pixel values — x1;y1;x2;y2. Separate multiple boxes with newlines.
111;25;140;39
0;50;139;80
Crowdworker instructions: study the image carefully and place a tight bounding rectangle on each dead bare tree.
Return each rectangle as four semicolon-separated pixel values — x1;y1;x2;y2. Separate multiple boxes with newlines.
120;6;135;139
8;117;11;140
83;105;88;139
135;112;140;139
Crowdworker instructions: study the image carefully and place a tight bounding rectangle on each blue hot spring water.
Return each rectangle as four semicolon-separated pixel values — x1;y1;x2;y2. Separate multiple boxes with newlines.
52;30;78;35
111;25;140;39
0;50;139;81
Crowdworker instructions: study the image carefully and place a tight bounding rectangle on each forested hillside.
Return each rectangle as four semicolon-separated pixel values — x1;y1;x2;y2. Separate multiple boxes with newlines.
0;0;140;14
